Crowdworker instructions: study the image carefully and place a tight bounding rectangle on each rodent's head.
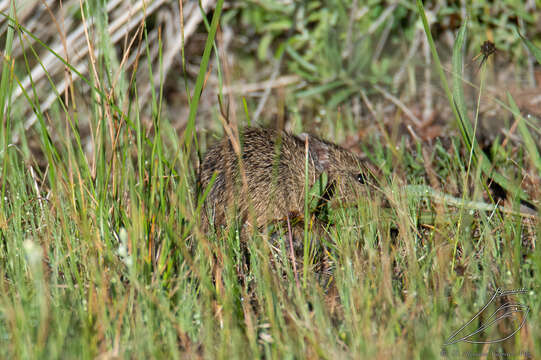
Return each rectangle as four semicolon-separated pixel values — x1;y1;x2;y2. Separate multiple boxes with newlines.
297;133;369;205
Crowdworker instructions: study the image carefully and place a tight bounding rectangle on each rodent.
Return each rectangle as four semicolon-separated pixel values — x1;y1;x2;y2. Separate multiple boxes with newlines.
198;127;368;232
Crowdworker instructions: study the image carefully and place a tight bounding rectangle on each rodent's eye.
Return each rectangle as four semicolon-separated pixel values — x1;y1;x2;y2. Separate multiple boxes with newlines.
356;173;365;184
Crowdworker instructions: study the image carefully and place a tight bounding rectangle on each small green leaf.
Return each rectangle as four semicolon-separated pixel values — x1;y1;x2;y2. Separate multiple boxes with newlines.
286;45;318;73
296;80;344;98
257;33;273;61
308;173;328;212
327;87;357;109
517;30;541;65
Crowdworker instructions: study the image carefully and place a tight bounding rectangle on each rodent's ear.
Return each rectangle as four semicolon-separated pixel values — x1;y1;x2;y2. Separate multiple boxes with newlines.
297;133;330;173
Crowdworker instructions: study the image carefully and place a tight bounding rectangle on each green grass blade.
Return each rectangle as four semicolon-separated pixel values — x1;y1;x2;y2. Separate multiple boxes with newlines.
0;3;15;213
415;0;454;114
417;0;529;202
0;8;15;137
303;136;310;288
286;45;318;73
296;80;344;98
183;0;224;154
451;21;474;152
517;30;541;65
508;92;541;176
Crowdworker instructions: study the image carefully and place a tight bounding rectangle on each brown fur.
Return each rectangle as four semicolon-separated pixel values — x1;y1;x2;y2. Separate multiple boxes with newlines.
198;127;367;231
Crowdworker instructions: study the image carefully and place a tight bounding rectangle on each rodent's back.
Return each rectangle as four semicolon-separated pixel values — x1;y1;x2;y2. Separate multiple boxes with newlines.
198;127;365;229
